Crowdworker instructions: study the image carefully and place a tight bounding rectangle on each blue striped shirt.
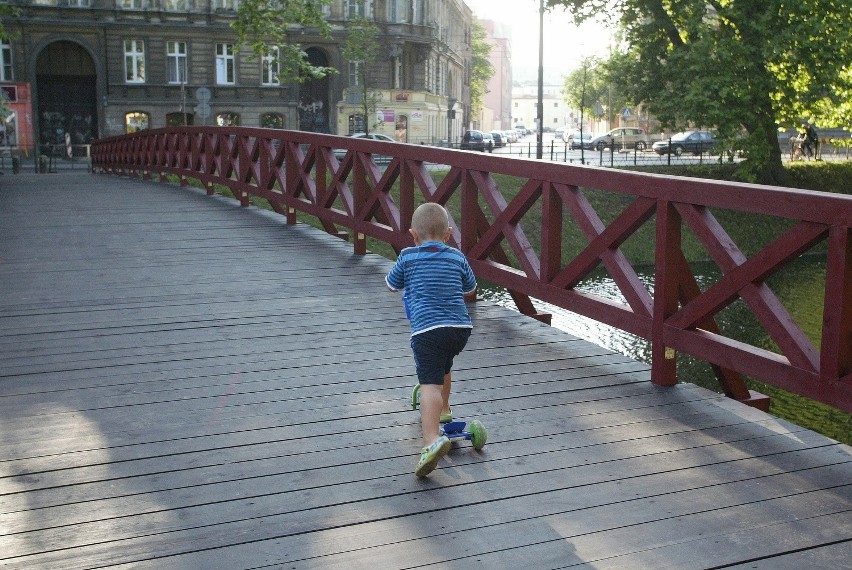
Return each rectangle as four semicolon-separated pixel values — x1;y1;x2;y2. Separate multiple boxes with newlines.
385;241;477;336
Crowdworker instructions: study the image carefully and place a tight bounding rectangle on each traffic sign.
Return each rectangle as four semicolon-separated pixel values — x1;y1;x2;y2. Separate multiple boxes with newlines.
195;87;211;102
194;103;212;118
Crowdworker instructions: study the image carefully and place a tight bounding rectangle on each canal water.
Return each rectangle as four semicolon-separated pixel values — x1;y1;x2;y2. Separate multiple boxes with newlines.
478;255;827;398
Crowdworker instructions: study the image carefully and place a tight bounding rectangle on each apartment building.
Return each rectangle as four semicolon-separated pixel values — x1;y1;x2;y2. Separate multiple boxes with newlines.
0;0;472;152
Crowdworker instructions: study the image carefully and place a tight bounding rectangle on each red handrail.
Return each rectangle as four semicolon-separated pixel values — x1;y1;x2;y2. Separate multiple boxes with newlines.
91;126;852;413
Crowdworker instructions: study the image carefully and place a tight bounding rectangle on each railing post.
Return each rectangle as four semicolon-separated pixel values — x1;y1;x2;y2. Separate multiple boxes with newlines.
353;154;368;256
821;226;852;383
651;200;680;386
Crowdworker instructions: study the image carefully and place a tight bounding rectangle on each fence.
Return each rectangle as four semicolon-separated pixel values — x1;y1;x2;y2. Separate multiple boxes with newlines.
91;126;852;413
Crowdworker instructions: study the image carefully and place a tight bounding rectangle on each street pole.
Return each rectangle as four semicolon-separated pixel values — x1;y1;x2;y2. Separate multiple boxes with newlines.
447;97;457;148
536;0;544;159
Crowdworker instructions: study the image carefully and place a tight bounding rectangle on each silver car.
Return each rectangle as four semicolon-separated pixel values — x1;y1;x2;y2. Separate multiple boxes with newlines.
589;127;649;151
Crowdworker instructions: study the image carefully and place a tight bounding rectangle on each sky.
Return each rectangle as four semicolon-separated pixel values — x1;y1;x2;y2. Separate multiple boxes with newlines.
463;0;614;84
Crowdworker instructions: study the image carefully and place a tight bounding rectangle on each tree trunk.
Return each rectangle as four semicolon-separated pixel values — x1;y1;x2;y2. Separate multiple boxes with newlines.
751;96;788;185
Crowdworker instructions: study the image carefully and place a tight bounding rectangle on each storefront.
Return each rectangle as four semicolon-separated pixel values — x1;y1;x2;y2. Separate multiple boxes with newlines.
0;82;35;155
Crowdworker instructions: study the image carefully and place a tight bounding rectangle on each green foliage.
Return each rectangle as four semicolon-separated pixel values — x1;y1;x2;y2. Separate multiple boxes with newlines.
470;22;495;118
0;4;18;38
0;4;19;118
232;0;334;83
547;0;852;184
784;160;852;194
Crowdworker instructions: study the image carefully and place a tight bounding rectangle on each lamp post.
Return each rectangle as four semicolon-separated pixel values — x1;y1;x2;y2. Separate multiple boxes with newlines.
447;96;457;147
536;0;544;159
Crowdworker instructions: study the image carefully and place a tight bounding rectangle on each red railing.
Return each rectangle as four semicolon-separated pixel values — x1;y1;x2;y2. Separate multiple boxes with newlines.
91;126;852;413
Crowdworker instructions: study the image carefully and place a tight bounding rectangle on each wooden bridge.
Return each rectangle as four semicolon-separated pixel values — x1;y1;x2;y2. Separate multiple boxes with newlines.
1;168;849;568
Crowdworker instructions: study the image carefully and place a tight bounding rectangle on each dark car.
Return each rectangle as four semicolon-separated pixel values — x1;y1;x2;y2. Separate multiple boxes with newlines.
490;131;505;148
460;129;493;152
652;130;716;155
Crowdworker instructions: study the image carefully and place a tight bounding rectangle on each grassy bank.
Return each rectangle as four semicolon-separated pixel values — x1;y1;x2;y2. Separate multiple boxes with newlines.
188;160;852;444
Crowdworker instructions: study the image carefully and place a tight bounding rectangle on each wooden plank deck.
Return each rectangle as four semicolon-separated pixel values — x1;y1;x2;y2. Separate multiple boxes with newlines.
1;172;850;569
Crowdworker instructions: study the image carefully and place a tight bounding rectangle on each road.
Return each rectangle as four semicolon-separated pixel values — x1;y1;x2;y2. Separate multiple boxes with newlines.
489;133;733;167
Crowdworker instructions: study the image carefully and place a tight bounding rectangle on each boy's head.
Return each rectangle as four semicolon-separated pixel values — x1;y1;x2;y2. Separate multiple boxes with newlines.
410;203;450;243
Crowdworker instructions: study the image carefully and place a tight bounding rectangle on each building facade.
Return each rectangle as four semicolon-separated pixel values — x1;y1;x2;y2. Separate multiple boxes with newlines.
0;0;472;154
511;83;569;132
476;18;510;133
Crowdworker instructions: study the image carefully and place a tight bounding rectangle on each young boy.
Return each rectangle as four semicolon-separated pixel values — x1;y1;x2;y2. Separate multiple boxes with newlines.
385;203;477;477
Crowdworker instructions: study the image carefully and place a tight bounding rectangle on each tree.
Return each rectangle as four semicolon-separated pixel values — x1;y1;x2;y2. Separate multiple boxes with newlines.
341;9;383;135
232;0;335;84
562;56;628;128
0;4;20;119
469;21;495;123
547;0;852;183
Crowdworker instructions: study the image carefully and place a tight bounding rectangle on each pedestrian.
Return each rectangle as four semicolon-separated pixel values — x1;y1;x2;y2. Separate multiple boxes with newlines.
802;122;819;159
385;203;477;477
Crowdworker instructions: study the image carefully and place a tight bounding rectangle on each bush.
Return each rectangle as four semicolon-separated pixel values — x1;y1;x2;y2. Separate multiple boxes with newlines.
629;160;852;193
784;161;852;194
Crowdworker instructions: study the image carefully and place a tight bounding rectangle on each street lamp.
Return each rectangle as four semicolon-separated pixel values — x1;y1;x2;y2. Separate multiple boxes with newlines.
536;0;544;159
447;96;457;147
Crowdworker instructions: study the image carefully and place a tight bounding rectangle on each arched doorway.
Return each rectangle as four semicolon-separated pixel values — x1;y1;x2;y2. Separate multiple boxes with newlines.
298;48;330;133
36;41;97;150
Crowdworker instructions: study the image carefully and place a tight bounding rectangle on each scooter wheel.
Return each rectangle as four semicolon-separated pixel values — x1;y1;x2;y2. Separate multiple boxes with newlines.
469;419;487;450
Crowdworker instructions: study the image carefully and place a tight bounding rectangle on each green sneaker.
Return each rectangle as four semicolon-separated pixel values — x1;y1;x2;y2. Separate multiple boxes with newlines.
439;408;453;424
415;436;451;478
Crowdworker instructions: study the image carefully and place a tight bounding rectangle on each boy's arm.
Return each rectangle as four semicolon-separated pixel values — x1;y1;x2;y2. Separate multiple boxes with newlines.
386;258;405;292
462;260;477;302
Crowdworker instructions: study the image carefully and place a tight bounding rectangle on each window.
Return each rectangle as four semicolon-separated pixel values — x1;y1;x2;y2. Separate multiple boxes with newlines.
164;0;189;11
213;0;239;8
261;48;279;86
32;0;59;5
215;43;235;85
388;0;409;22
0;40;11;82
125;112;150;133
119;0;145;8
68;0;91;6
424;58;432;92
167;41;187;84
261;113;284;129
348;114;365;134
166;112;193;126
216;112;240;127
348;62;361;87
411;0;423;24
124;40;145;83
347;0;372;18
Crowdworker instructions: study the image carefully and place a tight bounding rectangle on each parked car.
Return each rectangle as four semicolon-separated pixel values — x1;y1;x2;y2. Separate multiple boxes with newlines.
333;132;396;161
589;127;649;151
502;130;517;144
460;129;493;152
567;130;595;150
490;131;505;148
482;131;495;150
652;130;716;155
555;126;567;141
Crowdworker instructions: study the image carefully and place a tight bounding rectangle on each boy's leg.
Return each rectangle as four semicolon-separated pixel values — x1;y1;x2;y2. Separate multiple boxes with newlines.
419;383;444;447
441;372;452;417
